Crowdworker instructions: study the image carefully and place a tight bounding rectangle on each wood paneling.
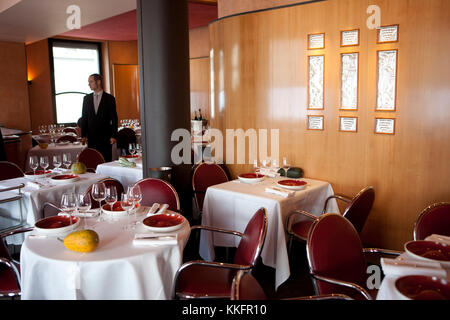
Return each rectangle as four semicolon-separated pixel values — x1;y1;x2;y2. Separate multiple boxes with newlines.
189;26;210;58
190;58;210;121
0;41;30;132
218;0;314;18
113;64;140;120
209;0;450;250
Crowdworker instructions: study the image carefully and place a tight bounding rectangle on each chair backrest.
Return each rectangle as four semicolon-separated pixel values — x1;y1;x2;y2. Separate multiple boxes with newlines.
77;148;105;171
306;213;367;298
116;127;137;151
192;162;229;212
234;208;268;266
84;178;124;209
56;135;78;143
63;127;78;135
414;202;450;240
134;178;180;211
342;186;375;234
231;270;268;300
0;161;24;181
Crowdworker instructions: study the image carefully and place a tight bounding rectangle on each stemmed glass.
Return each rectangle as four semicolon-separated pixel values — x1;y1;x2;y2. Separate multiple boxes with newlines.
53;155;62;172
128;185;142;225
77;193;91;229
40;156;49;172
135;143;142;156
253;159;260;174
61;193;77;225
121;193;134;230
105;186;118;213
63;153;72;171
128;143;136;156
92;182;106;221
29;156;38;176
282;157;291;178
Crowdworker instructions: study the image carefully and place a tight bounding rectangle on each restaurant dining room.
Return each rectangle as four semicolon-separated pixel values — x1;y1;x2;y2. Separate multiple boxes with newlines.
0;0;449;309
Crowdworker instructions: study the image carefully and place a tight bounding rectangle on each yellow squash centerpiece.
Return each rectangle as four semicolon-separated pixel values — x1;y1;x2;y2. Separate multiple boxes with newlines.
64;229;99;253
71;162;87;174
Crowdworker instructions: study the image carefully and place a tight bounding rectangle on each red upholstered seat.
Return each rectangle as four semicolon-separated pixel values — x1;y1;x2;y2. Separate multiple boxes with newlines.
134;178;180;211
173;208;268;299
291;219;313;240
192;163;229;214
77;148;105;172
56;135;77;143
84;178;124;209
116;128;137;152
414;202;450;240
0;161;24;181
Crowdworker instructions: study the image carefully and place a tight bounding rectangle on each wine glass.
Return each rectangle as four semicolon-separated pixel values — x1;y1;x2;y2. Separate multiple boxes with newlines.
92;182;106;221
77;193;91;229
121;193;134;230
135;143;142;156
61;193;77;225
105;186;118;213
253;159;260;174
40;156;49;172
29;156;38;176
128;143;136;156
53;155;62;171
63;153;72;171
282;157;291;177
128;185;142;224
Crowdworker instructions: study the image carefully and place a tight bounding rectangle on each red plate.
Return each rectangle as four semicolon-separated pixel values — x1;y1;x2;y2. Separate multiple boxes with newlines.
51;174;79;180
25;170;52;176
405;241;450;262
395;275;450;300
143;213;184;228
35;216;79;229
123;155;139;159
278;180;307;187
239;173;265;179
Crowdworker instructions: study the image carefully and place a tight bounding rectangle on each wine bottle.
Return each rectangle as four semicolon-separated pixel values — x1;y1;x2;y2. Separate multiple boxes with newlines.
198;109;203;120
194;110;198;120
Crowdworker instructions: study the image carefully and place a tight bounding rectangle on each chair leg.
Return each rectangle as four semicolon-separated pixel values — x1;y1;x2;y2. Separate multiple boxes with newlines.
288;234;293;257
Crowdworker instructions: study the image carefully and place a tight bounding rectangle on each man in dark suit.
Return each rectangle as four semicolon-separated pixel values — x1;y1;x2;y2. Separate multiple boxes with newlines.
80;74;118;162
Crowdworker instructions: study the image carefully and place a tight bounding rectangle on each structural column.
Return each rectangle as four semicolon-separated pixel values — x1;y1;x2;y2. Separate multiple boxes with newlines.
137;0;191;216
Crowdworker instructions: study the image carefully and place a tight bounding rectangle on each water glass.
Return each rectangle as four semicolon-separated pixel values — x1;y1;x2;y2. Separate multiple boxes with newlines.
92;182;106;221
40;156;49;171
121;193;134;230
129;143;136;156
61;193;77;225
253;159;259;174
128;185;142;224
53;155;62;171
63;153;72;170
77;193;91;229
105;186;118;211
282;157;290;177
29;156;38;175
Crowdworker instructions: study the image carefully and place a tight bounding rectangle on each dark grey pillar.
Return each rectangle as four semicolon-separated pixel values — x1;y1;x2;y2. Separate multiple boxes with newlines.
137;0;192;217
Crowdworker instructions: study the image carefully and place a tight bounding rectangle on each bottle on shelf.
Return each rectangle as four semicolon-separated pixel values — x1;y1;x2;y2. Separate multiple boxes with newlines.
194;110;198;120
198;109;203;121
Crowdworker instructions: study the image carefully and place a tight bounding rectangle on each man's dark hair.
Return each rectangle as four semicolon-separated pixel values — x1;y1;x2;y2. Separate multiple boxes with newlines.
90;73;103;83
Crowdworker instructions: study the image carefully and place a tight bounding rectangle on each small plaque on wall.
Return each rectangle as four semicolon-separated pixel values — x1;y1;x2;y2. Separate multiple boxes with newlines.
376;49;397;111
377;25;399;43
339;117;358;132
308;55;324;110
341;29;359;47
308;115;324;130
308;33;325;50
375;118;395;134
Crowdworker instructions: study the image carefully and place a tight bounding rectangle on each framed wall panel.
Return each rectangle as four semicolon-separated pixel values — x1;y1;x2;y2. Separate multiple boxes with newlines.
377;25;399;44
339;116;358;132
308;55;324;110
340;52;359;110
308;33;325;50
375;118;395;135
376;49;398;111
341;29;359;47
307;115;324;130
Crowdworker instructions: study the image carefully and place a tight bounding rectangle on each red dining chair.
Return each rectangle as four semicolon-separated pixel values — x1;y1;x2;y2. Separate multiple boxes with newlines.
413;202;450;240
63;127;78;135
133;178;180;212
306;213;400;300
231;270;353;300
286;186;375;253
0;227;34;299
192;162;229;220
116;127;136;154
77;148;105;172
0;161;24;181
172;208;268;299
56;135;77;143
84;178;124;209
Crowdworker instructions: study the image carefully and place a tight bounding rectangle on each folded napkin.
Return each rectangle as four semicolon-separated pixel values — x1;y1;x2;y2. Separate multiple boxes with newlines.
265;187;295;198
425;234;450;246
381;258;447;278
133;233;178;246
58;210;99;218
259;167;280;178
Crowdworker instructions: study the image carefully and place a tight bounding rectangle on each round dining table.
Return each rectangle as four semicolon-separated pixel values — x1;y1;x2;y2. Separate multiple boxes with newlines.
20;210;190;300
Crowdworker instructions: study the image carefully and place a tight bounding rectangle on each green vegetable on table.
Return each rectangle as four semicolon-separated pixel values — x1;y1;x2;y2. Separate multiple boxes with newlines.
118;157;136;168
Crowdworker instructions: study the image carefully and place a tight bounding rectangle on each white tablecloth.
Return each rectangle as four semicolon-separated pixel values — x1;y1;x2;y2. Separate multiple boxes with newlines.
20;211;190;300
25;144;86;171
0;173;108;227
199;177;339;289
376;253;450;300
96;160;143;190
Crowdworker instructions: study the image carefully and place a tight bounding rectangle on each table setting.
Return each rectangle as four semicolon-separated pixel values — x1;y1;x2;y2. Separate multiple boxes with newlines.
377;234;450;300
199;157;339;289
19;182;190;300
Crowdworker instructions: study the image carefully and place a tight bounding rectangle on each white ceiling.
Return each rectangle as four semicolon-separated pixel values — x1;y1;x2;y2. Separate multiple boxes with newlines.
0;0;137;44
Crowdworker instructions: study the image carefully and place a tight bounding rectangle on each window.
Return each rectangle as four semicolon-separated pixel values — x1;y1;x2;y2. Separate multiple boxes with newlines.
50;40;102;124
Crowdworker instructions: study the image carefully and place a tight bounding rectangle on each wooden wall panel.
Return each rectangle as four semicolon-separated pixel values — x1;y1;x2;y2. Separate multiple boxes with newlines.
190;58;210;121
218;0;314;18
112;64;140;121
189;26;210;58
209;0;450;249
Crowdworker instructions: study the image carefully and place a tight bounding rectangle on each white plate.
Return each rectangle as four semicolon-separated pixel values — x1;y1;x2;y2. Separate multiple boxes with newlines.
276;179;307;190
142;213;186;233
34;216;80;236
404;240;450;268
50;175;80;184
237;173;265;184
